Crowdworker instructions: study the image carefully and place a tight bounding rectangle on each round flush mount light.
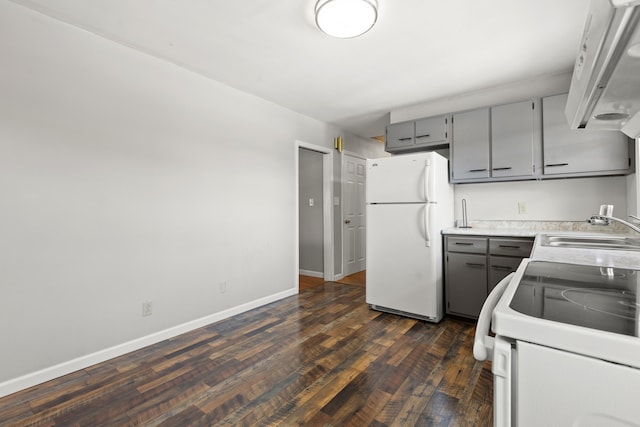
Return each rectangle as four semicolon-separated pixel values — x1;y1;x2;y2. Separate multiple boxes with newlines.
315;0;378;39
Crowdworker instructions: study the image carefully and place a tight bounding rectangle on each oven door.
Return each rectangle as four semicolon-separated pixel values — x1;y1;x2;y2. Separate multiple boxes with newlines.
515;340;640;426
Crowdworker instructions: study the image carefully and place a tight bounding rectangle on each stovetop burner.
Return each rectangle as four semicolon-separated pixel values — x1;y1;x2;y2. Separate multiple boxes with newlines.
561;288;638;320
509;261;640;337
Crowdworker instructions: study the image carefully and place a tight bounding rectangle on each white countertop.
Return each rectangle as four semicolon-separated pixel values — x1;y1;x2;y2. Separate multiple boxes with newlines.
530;232;640;270
443;227;538;237
442;220;632;237
442;220;639;269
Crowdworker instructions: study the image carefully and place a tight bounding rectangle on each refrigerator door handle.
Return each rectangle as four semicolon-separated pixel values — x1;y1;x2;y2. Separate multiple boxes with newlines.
423;159;431;203
423;203;431;247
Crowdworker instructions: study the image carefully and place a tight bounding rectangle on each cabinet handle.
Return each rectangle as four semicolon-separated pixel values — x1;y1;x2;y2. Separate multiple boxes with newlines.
398;137;412;141
492;167;512;171
498;245;521;249
545;163;569;167
454;242;474;246
466;263;485;268
416;134;431;139
492;265;514;271
468;168;487;172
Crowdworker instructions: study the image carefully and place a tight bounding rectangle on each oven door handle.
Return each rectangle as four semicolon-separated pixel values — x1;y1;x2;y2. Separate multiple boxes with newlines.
473;272;515;361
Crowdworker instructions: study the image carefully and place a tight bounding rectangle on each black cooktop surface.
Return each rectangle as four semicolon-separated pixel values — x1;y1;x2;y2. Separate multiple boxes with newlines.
509;261;639;337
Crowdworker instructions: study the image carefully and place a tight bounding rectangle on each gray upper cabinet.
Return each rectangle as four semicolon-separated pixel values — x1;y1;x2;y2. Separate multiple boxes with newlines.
385;121;414;151
542;93;630;176
451;108;490;180
415;116;448;146
491;100;537;178
451;100;539;183
385;115;449;154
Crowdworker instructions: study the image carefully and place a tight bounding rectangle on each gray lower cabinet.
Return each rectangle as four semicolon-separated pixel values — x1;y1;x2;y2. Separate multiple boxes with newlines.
488;256;522;292
445;235;533;319
445;236;488;318
447;252;488;319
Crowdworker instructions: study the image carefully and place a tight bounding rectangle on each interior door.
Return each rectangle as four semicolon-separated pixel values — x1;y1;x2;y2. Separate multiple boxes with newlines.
343;154;366;277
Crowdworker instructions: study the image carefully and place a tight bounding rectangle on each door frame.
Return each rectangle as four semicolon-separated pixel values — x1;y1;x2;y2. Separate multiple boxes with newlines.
295;141;334;289
341;150;367;279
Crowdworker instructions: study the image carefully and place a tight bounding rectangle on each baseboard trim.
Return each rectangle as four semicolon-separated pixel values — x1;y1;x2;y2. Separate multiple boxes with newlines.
0;287;298;399
299;269;323;278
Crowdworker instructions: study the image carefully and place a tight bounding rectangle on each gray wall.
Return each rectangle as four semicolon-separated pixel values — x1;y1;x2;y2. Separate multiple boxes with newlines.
0;1;382;390
298;149;324;274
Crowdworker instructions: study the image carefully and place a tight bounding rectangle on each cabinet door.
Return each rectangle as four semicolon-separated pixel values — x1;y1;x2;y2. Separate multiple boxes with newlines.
491;100;536;178
415;115;448;146
488;256;523;292
385;121;414;151
452;108;490;180
543;93;629;175
446;252;487;318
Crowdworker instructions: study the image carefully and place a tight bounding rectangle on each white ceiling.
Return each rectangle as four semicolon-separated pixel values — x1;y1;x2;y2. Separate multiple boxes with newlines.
10;0;589;139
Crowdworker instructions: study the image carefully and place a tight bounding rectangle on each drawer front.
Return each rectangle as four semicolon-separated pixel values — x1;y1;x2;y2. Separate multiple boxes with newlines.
489;238;533;257
446;236;488;254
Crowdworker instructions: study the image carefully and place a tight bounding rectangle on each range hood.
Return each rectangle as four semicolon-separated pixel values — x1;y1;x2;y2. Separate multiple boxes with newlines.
566;0;640;138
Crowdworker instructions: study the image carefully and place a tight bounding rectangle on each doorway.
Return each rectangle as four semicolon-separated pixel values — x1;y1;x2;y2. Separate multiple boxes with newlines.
298;148;324;278
295;141;333;289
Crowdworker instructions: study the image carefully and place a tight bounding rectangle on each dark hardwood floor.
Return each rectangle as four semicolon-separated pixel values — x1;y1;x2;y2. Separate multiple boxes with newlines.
0;281;492;426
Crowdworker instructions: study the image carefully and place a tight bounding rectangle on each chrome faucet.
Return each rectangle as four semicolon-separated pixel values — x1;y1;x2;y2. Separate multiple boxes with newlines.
588;205;640;234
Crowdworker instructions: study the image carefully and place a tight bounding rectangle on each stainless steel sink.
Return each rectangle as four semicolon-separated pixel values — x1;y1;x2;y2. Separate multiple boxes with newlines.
540;235;640;251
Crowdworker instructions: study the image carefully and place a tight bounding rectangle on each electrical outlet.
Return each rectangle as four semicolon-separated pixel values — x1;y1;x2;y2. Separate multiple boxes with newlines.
219;281;227;294
518;202;527;215
142;300;153;317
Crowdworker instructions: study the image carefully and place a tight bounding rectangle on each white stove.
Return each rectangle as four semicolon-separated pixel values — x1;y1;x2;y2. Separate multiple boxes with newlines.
475;259;640;426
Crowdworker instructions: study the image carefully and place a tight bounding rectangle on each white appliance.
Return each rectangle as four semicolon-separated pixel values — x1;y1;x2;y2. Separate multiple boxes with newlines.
474;259;640;426
365;152;454;322
565;0;640;138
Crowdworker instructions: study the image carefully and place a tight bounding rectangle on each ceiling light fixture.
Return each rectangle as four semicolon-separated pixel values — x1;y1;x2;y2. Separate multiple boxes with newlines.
315;0;378;39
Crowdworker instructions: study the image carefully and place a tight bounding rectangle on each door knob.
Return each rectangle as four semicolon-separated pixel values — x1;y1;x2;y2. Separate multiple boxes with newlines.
344;219;351;224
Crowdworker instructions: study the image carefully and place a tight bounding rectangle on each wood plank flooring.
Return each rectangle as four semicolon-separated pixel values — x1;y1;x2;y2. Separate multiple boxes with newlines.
336;271;366;288
0;282;492;426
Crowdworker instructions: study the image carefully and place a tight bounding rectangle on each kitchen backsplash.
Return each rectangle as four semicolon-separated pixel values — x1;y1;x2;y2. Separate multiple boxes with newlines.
453;175;628;221
455;220;633;234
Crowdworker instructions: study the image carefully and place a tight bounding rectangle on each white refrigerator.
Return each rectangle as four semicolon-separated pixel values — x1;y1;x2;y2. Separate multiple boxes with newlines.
365;152;454;323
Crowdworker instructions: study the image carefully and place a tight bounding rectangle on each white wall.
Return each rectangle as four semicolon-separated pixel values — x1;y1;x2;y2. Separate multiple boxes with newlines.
454;177;628;222
390;72;572;124
0;2;379;393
